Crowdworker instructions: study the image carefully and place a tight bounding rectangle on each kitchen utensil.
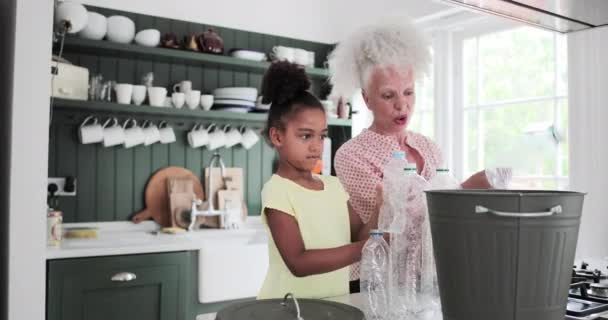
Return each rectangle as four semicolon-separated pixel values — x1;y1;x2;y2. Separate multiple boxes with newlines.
187;123;209;148
206;124;225;150
200;94;214;111
186;90;201;109
148;86;167;107
204;167;247;217
173;80;192;94
239;126;260;149
426;189;585;320
198;28;224;54
122;118;144;148
215;295;364;320
131;85;146;105
230;49;267;62
102;117;124;147
134;29;161;47
271;45;295;62
223;125;242;148
141;120;161;146
131;166;204;227
212;87;258;102
78;115;104;144
158;121;176;144
78;12;106;40
55;1;88;34
171;92;185;109
114;83;133;104
106;15;135;43
294;48;309;66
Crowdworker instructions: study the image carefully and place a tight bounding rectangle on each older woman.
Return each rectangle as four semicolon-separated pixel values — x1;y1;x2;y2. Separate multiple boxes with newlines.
329;20;492;291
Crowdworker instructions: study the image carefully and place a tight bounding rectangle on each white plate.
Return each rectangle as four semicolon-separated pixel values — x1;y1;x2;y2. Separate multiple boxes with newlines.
213;87;258;101
214;99;255;107
231;50;266;62
212;107;250;113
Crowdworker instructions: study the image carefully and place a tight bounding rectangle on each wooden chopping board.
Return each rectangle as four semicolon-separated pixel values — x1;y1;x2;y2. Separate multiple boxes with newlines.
131;167;205;227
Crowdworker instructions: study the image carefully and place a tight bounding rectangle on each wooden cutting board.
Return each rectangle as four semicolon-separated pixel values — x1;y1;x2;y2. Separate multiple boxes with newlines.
131;167;204;227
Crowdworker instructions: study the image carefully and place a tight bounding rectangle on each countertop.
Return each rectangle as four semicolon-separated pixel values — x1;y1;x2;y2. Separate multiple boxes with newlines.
46;217;266;259
195;293;365;320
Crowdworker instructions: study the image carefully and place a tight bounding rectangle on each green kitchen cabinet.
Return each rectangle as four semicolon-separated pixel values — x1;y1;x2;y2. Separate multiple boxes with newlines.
47;252;189;320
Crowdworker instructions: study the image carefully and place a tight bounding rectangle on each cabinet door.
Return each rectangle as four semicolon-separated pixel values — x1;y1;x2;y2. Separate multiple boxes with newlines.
47;252;188;320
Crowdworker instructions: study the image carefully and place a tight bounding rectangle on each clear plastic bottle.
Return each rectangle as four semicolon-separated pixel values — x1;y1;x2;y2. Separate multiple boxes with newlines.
389;163;431;319
379;150;408;233
360;229;390;320
428;168;460;190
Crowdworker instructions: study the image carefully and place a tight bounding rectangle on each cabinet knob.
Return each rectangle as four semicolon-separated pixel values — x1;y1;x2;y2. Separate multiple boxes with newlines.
111;272;137;282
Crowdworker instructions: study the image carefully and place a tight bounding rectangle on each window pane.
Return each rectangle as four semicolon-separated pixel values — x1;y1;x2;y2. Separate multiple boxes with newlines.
510;178;561;190
557;34;568;96
416;73;434;112
559;99;569;176
478;27;555;103
463;38;478;107
466;101;558;176
410;111;434;139
464;110;480;174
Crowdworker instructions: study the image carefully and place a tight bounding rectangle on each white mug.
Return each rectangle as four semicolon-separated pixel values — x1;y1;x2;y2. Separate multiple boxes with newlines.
141;120;160;146
132;85;147;106
148;86;167;107
240;126;260;149
173;80;192;94
223;124;242;148
79;115;104;144
158;121;176;144
272;46;294;62
200;94;214;111
206;124;225;150
186;90;201;110
122;118;145;148
187;123;209;148
115;83;134;104
172;92;186;109
102;117;125;147
294;48;309;66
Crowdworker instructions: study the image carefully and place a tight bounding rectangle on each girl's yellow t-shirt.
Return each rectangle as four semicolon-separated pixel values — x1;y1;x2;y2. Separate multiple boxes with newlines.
257;174;351;299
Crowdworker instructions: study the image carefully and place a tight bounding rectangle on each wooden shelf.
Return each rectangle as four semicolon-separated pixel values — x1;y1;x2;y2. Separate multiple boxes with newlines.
52;98;352;127
62;37;330;79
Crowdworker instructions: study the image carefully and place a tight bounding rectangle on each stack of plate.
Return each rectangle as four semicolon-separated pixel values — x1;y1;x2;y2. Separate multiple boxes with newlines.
212;87;258;113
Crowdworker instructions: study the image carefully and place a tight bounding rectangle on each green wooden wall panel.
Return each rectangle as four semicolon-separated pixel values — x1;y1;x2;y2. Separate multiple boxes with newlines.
48;6;348;222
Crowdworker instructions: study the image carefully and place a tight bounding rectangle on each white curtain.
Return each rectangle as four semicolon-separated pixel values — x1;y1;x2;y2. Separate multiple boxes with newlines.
568;26;608;260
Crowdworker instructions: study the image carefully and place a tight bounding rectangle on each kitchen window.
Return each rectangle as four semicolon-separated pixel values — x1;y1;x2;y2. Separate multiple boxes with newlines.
453;24;568;189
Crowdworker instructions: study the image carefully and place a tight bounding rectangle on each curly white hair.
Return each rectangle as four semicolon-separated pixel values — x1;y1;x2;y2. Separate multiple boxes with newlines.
327;18;431;99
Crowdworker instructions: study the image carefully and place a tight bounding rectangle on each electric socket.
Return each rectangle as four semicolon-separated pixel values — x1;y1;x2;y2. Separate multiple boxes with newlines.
48;177;77;196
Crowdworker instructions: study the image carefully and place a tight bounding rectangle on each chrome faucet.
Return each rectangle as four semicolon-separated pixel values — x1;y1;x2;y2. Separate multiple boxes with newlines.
188;152;228;231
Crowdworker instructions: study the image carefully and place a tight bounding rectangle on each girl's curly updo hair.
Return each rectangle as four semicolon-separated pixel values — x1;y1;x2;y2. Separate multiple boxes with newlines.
261;61;324;142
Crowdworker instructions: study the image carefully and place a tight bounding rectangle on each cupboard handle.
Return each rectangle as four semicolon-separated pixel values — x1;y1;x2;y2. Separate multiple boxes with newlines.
111;272;137;282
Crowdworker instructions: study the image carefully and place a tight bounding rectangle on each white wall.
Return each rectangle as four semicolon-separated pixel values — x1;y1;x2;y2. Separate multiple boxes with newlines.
568;25;608;260
8;0;53;319
80;0;453;43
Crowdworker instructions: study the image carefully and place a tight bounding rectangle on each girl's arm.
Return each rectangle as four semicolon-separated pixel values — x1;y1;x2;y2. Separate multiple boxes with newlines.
349;184;382;242
266;208;366;278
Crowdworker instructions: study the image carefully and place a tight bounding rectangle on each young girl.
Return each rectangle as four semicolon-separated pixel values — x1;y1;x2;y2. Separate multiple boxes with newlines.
257;61;380;300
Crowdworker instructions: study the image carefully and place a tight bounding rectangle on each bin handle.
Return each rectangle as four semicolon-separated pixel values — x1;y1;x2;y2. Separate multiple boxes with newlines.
475;205;562;218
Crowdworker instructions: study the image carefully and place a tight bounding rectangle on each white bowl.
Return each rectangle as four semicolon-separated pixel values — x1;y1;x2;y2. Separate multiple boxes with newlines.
106;15;135;44
231;50;266;62
78;12;107;40
134;29;160;47
55;1;88;34
212;87;258;102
